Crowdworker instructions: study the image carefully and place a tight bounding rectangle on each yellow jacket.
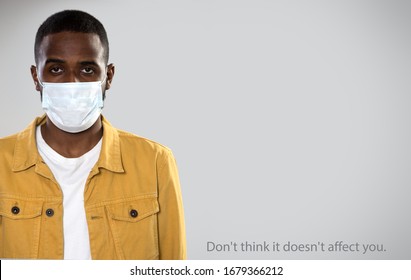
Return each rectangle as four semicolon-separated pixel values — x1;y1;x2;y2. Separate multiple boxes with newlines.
0;115;186;259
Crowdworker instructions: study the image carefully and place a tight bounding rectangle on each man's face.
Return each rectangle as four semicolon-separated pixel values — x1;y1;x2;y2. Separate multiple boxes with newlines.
31;31;113;92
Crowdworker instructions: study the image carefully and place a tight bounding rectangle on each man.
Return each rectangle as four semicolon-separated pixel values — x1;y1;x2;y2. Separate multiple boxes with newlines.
0;10;186;260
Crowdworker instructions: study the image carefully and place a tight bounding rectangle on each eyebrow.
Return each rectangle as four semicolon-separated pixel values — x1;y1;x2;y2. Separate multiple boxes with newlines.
44;59;100;67
79;61;100;67
45;58;65;65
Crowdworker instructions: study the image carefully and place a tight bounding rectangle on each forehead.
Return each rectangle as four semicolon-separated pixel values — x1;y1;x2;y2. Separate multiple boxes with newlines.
37;31;104;63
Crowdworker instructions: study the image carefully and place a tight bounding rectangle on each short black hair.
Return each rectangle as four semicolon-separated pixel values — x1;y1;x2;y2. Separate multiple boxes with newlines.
34;10;109;64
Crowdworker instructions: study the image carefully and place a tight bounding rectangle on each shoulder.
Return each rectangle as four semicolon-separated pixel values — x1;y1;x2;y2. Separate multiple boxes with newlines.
0;116;42;164
0;132;19;142
0;115;44;151
0;133;20;167
0;133;19;152
116;128;172;154
115;128;174;158
101;117;176;167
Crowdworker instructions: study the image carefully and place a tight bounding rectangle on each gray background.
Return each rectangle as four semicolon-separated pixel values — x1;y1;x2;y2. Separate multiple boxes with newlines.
1;0;410;259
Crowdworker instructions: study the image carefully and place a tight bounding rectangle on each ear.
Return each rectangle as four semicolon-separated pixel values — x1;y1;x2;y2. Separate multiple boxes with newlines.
30;65;41;92
105;63;115;90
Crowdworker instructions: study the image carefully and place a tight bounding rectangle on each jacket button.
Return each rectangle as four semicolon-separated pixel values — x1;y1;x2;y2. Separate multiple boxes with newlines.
46;208;54;217
130;209;138;218
11;206;20;215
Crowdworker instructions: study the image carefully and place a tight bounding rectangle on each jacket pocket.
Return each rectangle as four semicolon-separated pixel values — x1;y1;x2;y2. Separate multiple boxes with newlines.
105;197;159;259
0;197;43;259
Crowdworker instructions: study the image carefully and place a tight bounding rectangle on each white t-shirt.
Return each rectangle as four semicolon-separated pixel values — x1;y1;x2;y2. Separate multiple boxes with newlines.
36;125;102;260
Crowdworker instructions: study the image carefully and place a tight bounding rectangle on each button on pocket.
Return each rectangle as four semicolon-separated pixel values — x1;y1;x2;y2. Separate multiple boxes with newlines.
105;197;159;259
0;198;44;259
11;206;20;215
129;209;138;218
45;209;54;217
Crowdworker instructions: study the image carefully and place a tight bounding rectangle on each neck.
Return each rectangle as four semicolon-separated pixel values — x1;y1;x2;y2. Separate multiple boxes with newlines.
41;116;103;158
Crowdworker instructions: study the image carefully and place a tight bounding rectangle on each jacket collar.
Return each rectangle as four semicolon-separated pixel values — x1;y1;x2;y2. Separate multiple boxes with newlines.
98;115;124;173
12;114;124;173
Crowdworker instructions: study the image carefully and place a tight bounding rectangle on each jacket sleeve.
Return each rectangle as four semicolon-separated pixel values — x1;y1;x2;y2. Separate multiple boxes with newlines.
157;149;187;259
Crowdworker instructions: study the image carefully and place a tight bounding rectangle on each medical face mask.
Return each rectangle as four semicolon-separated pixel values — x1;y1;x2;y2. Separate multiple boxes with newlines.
39;79;105;133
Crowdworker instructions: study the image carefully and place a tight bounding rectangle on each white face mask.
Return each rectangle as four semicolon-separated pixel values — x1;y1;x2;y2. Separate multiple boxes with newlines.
39;79;105;133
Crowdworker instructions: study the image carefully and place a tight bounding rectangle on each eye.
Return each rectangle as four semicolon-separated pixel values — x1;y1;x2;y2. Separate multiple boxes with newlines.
50;66;63;74
81;67;95;74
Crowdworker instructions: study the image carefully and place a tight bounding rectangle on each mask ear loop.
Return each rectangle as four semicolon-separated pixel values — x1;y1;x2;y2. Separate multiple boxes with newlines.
100;66;109;86
100;67;109;99
37;77;45;88
99;74;108;106
100;76;107;86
